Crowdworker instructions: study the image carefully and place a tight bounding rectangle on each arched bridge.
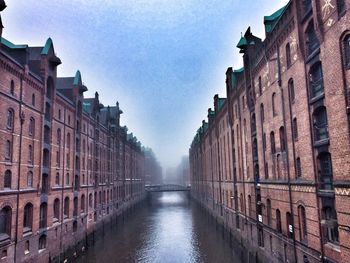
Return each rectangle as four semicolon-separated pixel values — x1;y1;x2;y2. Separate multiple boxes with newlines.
145;184;190;192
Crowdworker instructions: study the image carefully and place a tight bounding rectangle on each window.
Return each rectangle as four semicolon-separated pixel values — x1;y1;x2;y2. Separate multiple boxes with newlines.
27;171;33;188
286;212;293;238
68;115;71;125
313;107;328;142
55;173;60;186
270;132;276;154
29;118;35;136
45;103;51;121
296;158;302;178
322;203;339;244
10;80;14;95
337;0;346;15
276;209;282;233
58;109;61;120
25;240;30;254
64;197;69;219
28;145;33;163
73;221;77;232
248;195;252;217
0;206;11;239
89;194;93;208
286;43;291;68
343;34;350;69
5;140;12;160
303;0;312;15
65;173;70;186
31;94;35;106
39;203;47;229
288;79;295;102
258;227;264;247
73;197;78;217
6;109;14;130
56;151;60;166
298;205;307;242
53;199;60;221
38;235;46;250
258;76;262;96
267;199;272;226
81;195;85;213
272;93;277;116
23;203;33;233
67;133;71;148
265;162;269;179
279;126;286;152
309;62;324;98
318;153;333;190
306;21;319;57
260;104;264;124
292;118;298;141
57;129;61;145
4;170;11;189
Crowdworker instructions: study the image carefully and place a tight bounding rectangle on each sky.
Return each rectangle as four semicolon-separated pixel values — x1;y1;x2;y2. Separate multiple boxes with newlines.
3;0;288;168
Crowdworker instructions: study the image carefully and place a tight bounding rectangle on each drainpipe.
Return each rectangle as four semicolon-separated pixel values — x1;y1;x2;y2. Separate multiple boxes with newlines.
14;72;25;263
277;45;298;263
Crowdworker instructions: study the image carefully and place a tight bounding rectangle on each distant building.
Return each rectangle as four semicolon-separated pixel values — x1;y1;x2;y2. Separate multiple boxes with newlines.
144;148;163;185
190;1;350;263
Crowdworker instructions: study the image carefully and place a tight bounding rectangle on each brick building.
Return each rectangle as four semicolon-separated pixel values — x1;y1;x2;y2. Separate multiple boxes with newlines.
0;3;147;263
190;1;350;262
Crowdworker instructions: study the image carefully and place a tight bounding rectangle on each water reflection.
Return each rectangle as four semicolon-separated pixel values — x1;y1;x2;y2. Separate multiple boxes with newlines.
76;192;238;263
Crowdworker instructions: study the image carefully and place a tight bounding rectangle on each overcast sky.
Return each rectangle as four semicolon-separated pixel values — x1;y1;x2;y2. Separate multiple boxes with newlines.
3;0;288;168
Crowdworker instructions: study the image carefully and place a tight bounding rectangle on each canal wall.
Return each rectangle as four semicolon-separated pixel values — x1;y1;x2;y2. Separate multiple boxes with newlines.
50;195;146;263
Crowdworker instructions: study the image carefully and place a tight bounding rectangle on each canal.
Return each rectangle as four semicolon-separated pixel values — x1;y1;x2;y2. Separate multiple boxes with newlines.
75;192;241;263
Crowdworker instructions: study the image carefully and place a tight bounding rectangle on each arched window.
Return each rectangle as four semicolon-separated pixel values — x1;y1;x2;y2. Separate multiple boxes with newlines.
23;203;33;233
38;235;46;250
10;80;15;95
39;203;47;229
296;157;302;178
27;171;33;188
272;93;277;116
313;106;328;141
65;173;70;185
57;129;61;145
270;132;276;154
305;20;319;56
5;140;12;160
29;118;35;136
31;94;35;106
89;194;93;208
64;197;69;219
286;43;291;68
267;199;272;226
0;206;12;239
288;79;295;102
318;152;333;190
53;198;60;221
6;109;14;130
260;104;264;124
28;145;33;163
276;209;282;233
240;193;244;213
298;205;307;242
4;170;11;189
309;62;324;98
343;34;350;69
279;126;286;152
81;195;85;213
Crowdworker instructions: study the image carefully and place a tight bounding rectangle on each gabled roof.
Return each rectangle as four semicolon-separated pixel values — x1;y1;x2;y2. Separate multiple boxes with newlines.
1;37;27;49
73;70;82;85
236;36;247;48
218;98;226;111
232;67;244;89
41;37;53;55
264;3;289;34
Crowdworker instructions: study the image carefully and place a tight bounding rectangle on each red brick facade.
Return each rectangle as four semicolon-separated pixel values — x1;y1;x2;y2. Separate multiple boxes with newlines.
190;1;350;262
0;3;147;263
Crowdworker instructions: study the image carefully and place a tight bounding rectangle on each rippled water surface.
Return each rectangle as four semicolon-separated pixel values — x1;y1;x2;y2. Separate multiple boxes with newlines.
76;192;239;263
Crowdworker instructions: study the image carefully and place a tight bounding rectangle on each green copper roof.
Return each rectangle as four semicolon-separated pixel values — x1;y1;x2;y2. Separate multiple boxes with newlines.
1;37;27;49
82;101;91;113
236;36;247;48
264;4;289;33
232;67;244;89
218;98;226;111
73;70;81;85
41;38;53;55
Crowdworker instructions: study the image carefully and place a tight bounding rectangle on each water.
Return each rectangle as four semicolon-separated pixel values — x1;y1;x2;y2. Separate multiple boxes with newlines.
76;192;240;263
